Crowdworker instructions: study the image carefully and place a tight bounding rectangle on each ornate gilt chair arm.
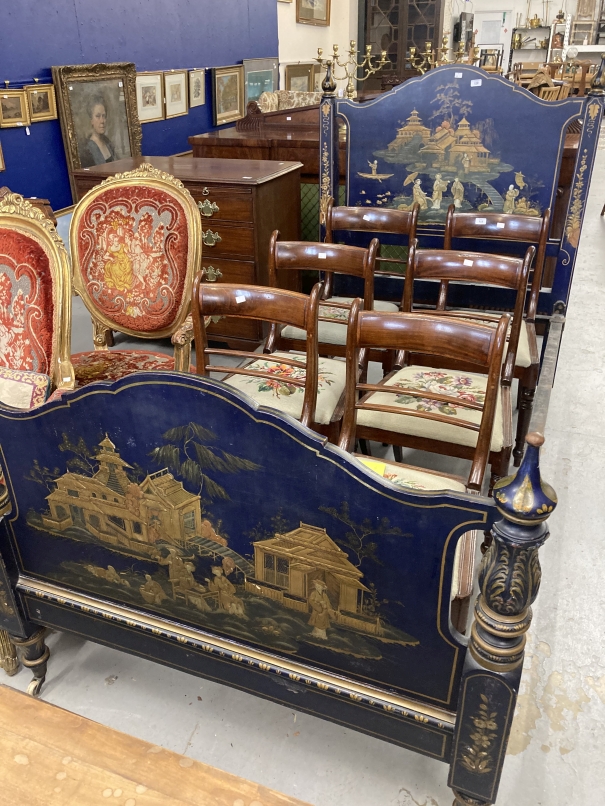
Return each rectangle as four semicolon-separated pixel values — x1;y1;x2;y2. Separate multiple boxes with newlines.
171;316;195;373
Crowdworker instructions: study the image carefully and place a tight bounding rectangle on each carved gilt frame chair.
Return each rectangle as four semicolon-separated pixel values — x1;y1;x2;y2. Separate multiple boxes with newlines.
444;206;550;465
68;163;201;387
192;281;347;442
0;188;74;404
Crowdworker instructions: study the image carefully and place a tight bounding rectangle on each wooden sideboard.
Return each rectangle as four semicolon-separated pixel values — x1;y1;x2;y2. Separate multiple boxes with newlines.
73;156;302;347
189;126;347;181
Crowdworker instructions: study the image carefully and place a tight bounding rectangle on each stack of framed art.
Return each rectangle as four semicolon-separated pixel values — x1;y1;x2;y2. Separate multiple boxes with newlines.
0;83;57;128
135;69;206;124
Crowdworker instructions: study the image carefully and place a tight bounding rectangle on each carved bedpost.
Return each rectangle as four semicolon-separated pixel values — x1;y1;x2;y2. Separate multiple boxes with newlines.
448;433;557;805
551;59;605;312
319;61;339;241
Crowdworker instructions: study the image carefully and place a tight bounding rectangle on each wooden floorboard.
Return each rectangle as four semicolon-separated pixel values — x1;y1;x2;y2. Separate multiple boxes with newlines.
0;685;311;806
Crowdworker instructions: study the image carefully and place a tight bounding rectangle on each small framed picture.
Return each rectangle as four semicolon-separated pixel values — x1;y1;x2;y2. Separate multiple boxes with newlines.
164;71;188;118
243;58;279;105
136;72;164;123
189;69;206;108
284;63;316;92
296;0;330;26
212;65;245;125
0;90;30;128
0;142;5;172
25;84;57;123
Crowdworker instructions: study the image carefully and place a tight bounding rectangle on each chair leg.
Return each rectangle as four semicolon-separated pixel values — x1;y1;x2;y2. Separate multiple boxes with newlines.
358;439;371;455
393;445;403;463
450;596;471;635
601;201;605;216
513;385;535;466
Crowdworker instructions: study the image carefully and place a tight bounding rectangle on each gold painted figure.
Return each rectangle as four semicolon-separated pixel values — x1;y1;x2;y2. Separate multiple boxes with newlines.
140;574;167;605
412;179;429;210
207;567;245;617
452;177;465;208
308;579;336;640
431;174;448;209
504;184;520;213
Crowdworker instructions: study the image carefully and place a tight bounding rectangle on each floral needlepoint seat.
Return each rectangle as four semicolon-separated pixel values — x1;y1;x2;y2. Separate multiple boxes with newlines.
68;163;202;388
0;188;74;406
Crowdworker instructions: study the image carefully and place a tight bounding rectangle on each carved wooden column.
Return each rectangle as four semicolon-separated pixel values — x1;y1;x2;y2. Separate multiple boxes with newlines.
448;433;557;805
319;61;339;241
0;630;18;676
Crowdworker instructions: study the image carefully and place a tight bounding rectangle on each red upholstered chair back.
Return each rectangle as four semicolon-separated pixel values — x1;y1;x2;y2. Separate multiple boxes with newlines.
70;163;202;340
0;188;74;391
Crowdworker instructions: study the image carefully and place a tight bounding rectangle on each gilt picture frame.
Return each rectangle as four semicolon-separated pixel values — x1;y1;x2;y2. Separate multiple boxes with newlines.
189;69;206;108
52;62;142;200
164;71;188;118
0;142;5;172
296;0;330;26
212;65;245;126
25;84;57;123
243;58;279;105
136;72;164;123
284;63;316;92
0;90;30;128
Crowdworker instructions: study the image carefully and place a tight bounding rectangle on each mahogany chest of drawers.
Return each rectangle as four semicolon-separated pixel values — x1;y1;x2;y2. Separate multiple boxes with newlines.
72;156;302;346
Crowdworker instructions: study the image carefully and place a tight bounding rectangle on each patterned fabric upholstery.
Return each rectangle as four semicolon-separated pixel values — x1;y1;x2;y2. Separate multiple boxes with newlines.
357;366;505;451
282;297;399;346
71;350;178;387
0;226;56;375
257;91;323;113
224;351;346;425
73;181;192;335
357;456;466;492
0;366;50;409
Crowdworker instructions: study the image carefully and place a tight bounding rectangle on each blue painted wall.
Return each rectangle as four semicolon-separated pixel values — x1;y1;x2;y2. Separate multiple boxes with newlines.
0;0;278;209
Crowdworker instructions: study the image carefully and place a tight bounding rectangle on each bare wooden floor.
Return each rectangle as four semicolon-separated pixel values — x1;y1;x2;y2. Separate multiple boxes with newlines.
0;685;310;806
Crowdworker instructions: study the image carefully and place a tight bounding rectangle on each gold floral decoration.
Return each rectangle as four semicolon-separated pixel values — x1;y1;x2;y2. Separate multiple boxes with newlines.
460;694;498;774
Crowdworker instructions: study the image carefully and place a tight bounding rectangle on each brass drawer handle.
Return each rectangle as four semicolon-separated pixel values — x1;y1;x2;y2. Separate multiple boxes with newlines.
202;229;222;247
198;199;219;217
202;265;223;282
202;187;210;196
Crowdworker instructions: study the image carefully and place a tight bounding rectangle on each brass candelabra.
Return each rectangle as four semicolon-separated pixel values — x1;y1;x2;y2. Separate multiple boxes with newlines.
408;36;479;74
316;40;391;99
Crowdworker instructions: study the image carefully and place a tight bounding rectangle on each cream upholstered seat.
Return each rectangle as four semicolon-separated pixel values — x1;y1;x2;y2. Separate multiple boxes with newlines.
282;297;399;347
357;456;466;492
224;351;346;426
356;365;507;452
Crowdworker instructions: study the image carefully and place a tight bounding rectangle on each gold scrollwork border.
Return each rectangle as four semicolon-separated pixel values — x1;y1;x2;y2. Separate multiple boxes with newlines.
0;191;75;392
51;62;142;201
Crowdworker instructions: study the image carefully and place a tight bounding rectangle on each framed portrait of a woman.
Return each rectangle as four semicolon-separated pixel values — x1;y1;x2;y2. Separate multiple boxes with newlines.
52;62;142;200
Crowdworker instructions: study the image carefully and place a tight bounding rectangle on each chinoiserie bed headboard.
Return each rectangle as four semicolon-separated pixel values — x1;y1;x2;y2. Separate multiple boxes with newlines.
319;63;604;316
0;372;491;750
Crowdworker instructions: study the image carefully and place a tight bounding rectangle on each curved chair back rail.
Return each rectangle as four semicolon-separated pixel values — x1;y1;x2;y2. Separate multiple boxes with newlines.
192;280;323;429
339;305;509;491
405;245;532;384
325;199;419;287
444;206;550;322
269;232;379;304
0;188;74;392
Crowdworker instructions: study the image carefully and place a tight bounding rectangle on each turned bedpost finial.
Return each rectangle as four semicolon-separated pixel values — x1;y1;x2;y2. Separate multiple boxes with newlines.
589;55;605;95
322;60;337;95
449;434;557;806
471;433;556;673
